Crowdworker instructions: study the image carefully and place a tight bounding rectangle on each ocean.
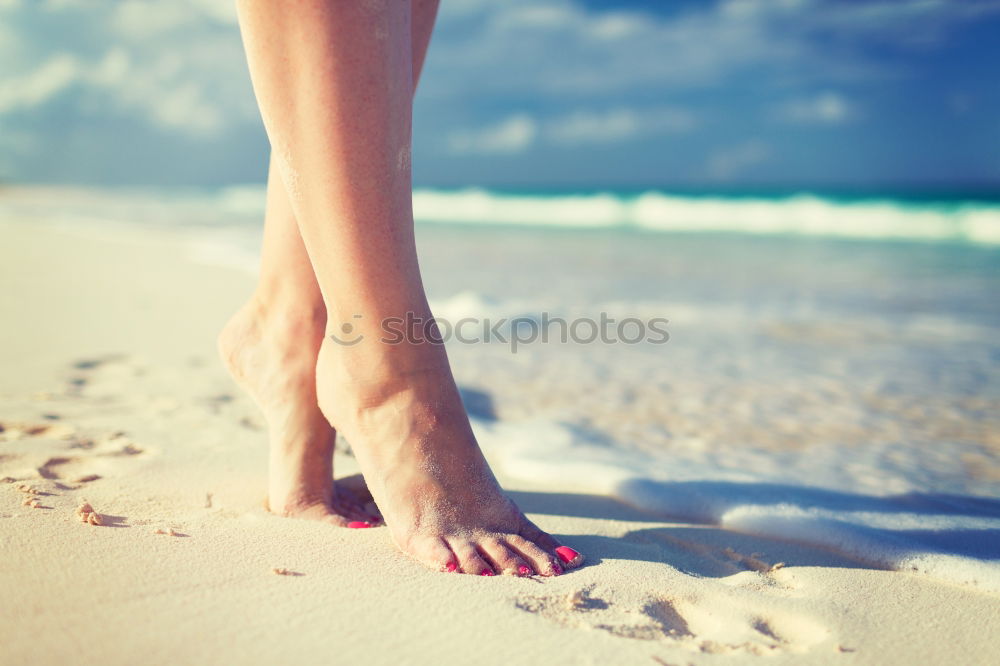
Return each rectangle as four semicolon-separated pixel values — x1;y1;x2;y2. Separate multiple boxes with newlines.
3;184;999;591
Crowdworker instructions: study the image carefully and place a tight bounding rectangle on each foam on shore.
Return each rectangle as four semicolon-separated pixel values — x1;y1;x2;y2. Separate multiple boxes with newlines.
413;188;1000;245
473;416;1000;593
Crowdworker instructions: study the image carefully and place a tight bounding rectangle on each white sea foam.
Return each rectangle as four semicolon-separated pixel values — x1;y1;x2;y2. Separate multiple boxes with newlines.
472;416;1000;593
413;188;629;228
413;187;1000;245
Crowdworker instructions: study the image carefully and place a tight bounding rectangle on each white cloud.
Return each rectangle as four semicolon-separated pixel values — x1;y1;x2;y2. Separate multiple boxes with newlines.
707;139;772;180
0;53;79;113
496;5;575;30
428;0;1000;100
185;0;239;25
112;2;197;40
450;106;697;153
93;48;129;86
111;0;236;41
41;0;82;10
586;13;645;41
0;0;254;139
448;114;538;154
430;0;789;97
546;107;696;146
0;48;134;116
149;80;225;133
0;47;227;134
102;1;250;133
776;91;856;125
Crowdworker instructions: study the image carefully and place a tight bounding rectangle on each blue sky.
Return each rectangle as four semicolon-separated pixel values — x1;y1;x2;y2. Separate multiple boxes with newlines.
1;0;998;190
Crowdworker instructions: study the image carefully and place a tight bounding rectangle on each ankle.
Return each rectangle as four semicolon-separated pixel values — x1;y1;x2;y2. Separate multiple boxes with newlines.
320;334;453;388
248;292;327;347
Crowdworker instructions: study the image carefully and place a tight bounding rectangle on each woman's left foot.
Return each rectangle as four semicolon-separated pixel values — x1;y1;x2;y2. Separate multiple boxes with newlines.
218;297;378;526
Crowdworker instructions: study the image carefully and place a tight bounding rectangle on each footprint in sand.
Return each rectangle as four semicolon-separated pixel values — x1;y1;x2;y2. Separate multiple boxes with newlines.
64;354;152;399
1;357;166;528
2;423;146;529
0;419;146;488
202;393;235;415
511;528;842;656
515;584;829;656
0;421;77;443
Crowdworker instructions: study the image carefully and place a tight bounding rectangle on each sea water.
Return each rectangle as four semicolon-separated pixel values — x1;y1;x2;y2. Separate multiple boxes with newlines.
3;185;999;591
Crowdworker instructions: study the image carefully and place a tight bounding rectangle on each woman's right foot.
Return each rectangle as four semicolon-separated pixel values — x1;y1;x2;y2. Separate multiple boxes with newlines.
218;298;376;526
316;333;584;576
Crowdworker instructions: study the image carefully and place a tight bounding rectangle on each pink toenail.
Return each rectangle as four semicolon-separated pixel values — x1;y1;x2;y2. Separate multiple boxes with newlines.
555;546;579;564
518;565;531;576
445;561;457;572
552;562;563;575
347;521;371;528
480;569;495;576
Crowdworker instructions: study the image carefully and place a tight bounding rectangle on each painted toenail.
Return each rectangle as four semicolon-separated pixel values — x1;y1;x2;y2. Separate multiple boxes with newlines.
552;562;563;575
445;561;457;572
518;565;531;576
480;569;494;576
555;546;579;564
347;521;371;528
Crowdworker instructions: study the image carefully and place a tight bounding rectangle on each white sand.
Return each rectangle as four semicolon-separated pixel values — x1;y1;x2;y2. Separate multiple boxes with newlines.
2;220;999;665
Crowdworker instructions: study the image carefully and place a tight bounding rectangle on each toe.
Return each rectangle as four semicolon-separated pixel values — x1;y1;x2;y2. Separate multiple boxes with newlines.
520;518;584;569
519;517;561;551
505;533;562;576
292;501;374;529
554;545;584;568
320;511;351;528
479;538;532;576
446;538;495;576
405;535;458;573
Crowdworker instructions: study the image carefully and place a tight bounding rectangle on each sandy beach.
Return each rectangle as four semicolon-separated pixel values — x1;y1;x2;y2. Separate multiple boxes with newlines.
2;201;1000;665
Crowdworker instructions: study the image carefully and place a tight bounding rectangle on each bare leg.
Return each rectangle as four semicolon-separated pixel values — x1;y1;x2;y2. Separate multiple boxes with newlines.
235;0;582;575
219;0;441;526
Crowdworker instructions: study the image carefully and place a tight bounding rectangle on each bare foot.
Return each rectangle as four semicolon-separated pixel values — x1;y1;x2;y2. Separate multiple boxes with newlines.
219;299;377;527
316;335;584;576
